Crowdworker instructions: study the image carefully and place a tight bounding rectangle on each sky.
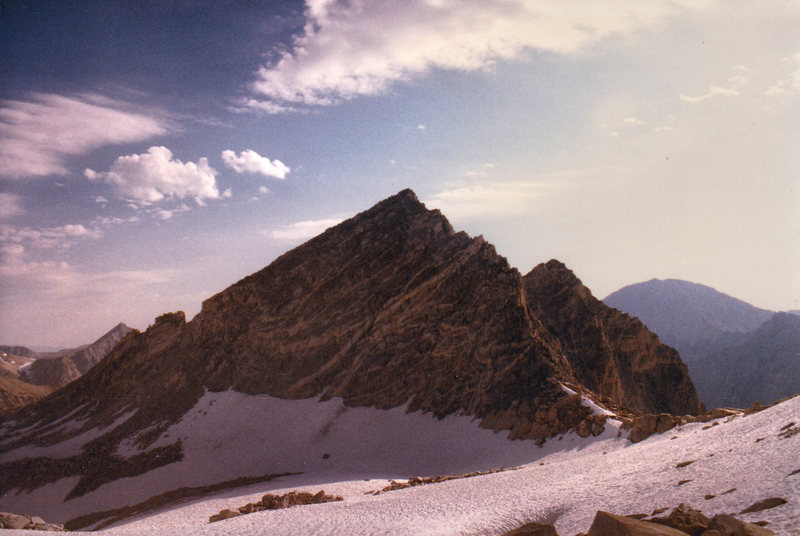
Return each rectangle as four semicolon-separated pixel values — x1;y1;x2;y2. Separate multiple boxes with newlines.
1;0;799;348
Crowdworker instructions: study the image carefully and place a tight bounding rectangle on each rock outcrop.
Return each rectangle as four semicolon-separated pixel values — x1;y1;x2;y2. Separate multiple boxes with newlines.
587;507;776;536
0;511;66;531
0;189;701;511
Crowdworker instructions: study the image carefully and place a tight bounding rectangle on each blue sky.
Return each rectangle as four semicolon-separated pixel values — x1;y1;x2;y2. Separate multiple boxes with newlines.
1;0;799;347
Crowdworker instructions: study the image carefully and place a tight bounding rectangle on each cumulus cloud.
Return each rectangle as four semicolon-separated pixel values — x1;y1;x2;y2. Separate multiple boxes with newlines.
221;149;290;179
269;218;343;240
250;0;715;111
0;93;167;178
85;146;221;204
0;193;23;219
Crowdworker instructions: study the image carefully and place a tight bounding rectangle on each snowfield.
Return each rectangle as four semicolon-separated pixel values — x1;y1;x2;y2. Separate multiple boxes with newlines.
1;392;798;535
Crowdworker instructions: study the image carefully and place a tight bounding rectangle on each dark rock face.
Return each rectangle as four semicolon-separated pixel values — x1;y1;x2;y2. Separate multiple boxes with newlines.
524;261;702;416
0;189;701;502
21;323;133;388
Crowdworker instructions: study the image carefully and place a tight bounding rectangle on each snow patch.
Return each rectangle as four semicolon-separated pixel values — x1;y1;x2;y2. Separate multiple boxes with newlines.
2;395;798;535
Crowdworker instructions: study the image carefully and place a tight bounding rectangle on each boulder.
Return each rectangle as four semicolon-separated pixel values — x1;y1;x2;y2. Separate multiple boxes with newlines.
587;510;689;535
0;512;66;531
709;514;775;535
629;415;659;443
0;512;30;529
649;503;711;535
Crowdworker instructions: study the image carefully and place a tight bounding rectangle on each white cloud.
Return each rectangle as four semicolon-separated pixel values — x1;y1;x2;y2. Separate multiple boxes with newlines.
221;149;290;179
679;85;740;103
85;146;221;204
269;218;343;240
0;193;23;219
766;52;800;96
425;181;550;220
0;93;167;179
1;222;103;249
250;0;715;111
155;204;191;220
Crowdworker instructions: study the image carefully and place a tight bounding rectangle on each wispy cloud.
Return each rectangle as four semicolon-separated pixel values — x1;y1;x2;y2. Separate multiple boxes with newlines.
679;85;740;103
766;51;800;96
0;93;167;178
268;218;343;241
250;0;715;112
425;181;551;220
222;149;290;179
1;222;103;249
0;193;23;219
85;146;221;204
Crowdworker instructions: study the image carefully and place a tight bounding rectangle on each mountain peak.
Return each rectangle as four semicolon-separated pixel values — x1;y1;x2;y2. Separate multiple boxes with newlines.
0;190;701;523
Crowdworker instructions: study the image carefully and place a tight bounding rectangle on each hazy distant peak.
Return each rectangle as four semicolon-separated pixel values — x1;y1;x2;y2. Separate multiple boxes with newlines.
604;278;773;348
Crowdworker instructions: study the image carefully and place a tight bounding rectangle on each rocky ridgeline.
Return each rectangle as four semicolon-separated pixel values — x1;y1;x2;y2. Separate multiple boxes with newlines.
0;511;66;531
502;503;780;536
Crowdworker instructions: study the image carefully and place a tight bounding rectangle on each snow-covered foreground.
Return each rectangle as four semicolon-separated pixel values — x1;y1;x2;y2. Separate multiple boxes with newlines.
2;393;799;535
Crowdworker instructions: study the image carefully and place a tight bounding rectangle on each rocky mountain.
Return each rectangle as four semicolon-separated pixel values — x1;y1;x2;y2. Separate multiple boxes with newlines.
0;324;132;414
690;312;800;408
0;189;700;526
20;323;133;388
523;261;700;417
603;279;773;357
604;280;800;408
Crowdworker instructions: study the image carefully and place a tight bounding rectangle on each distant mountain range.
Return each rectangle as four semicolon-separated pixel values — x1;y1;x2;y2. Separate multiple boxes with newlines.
605;279;800;408
19;323;132;388
0;323;132;414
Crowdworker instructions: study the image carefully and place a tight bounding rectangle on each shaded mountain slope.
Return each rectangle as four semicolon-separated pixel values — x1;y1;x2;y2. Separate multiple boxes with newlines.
0;189;700;522
0;376;52;415
692;312;800;408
